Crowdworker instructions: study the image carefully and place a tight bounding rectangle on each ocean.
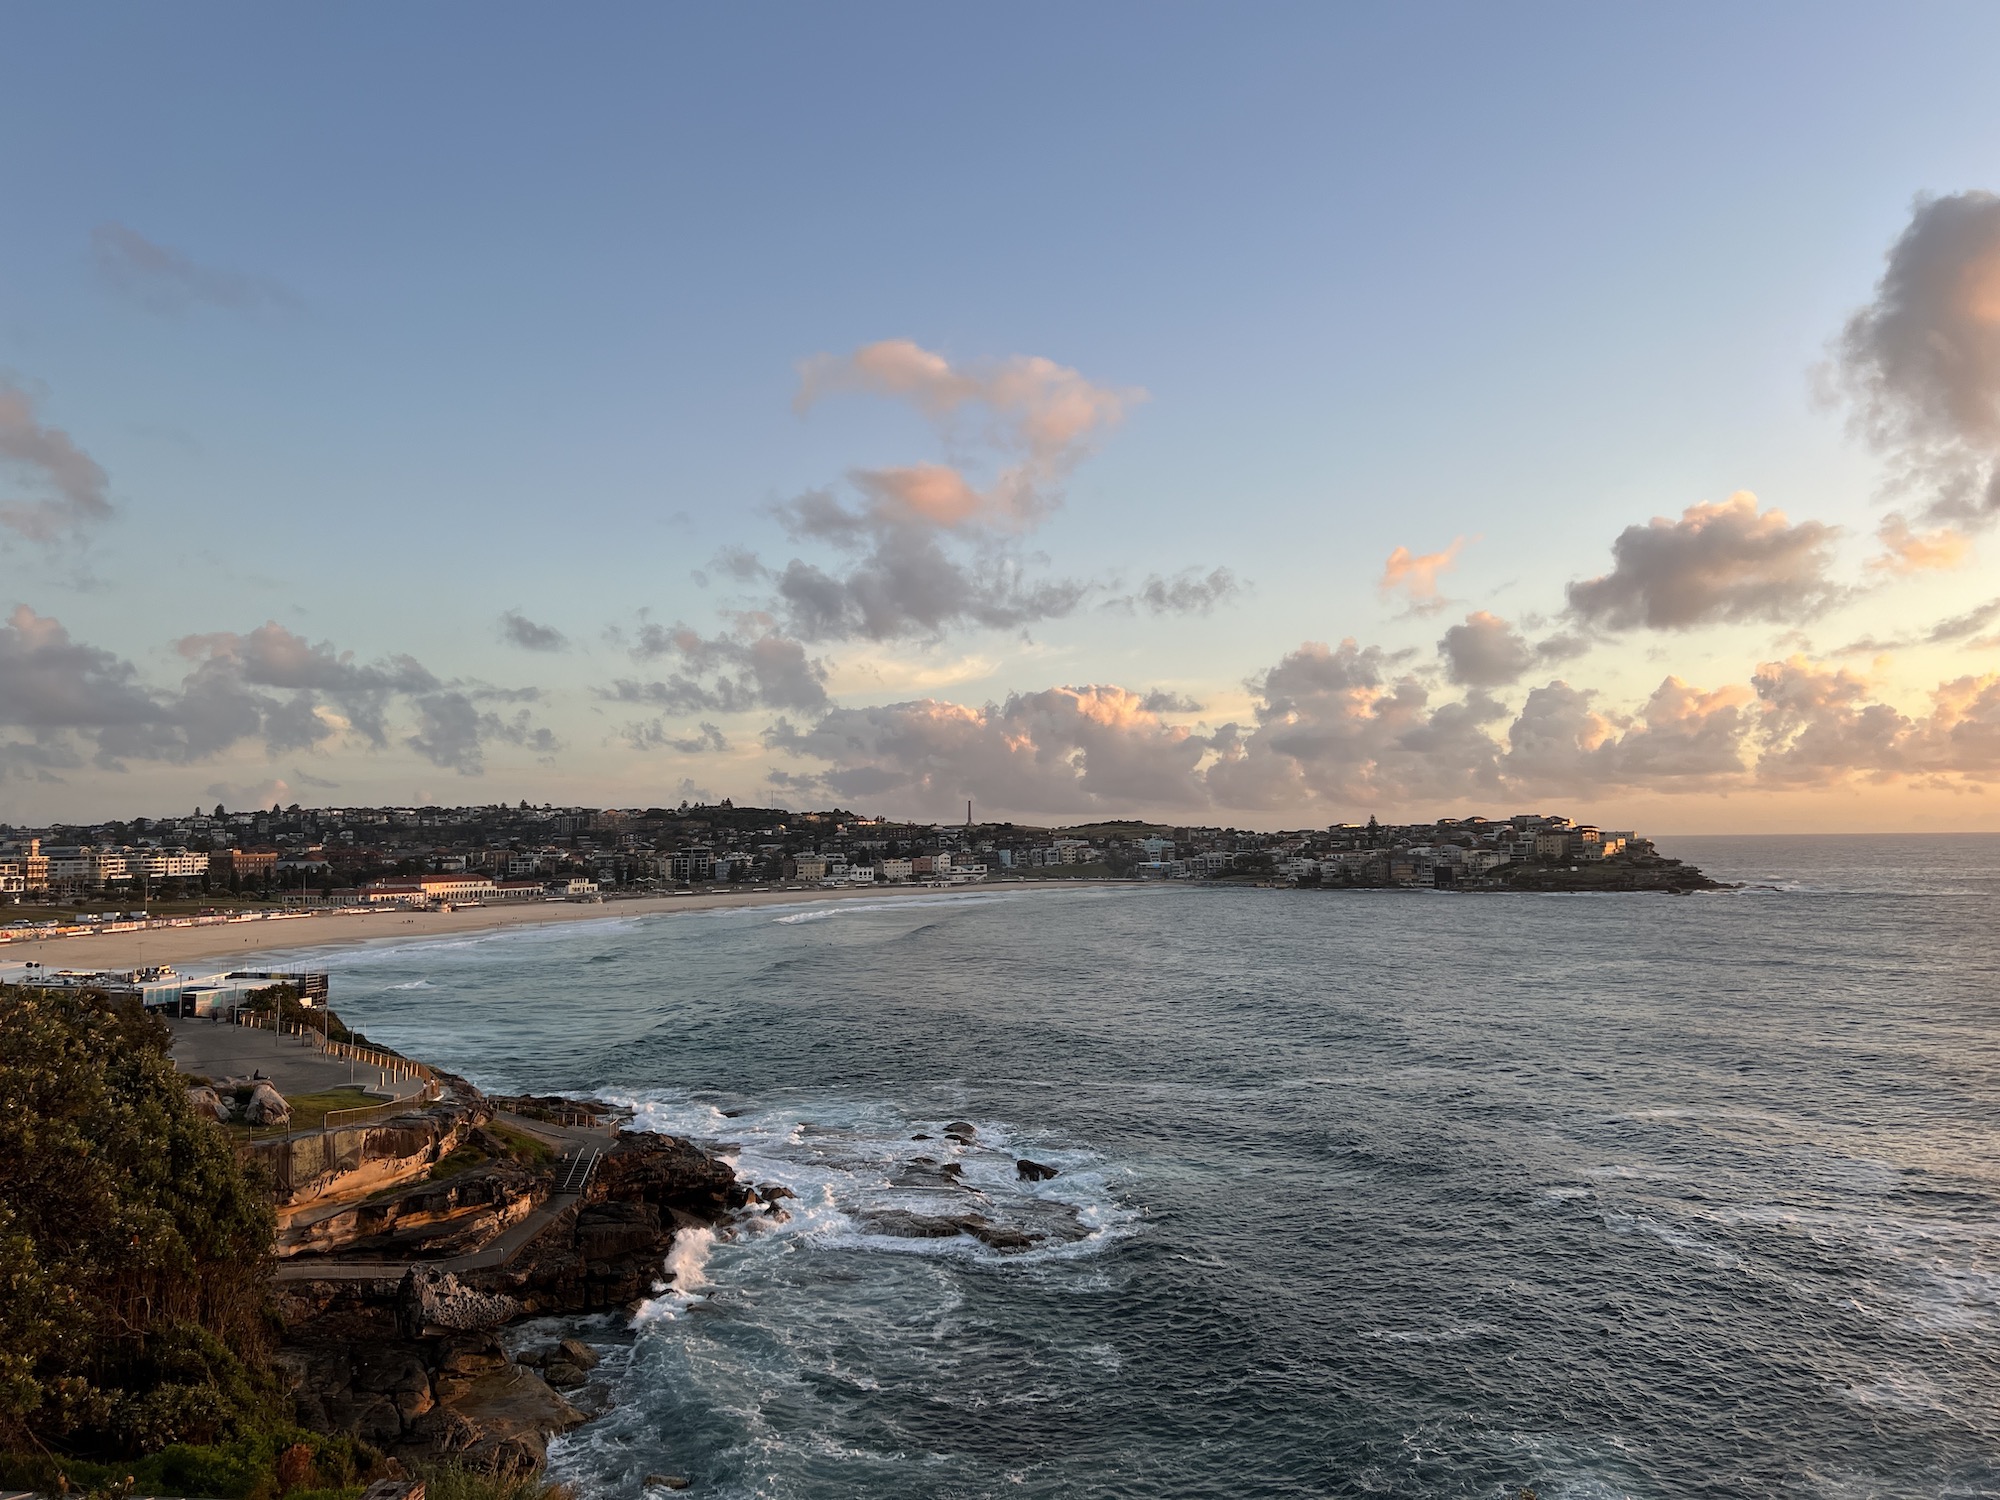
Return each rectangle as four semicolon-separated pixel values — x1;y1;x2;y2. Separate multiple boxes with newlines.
290;835;2000;1498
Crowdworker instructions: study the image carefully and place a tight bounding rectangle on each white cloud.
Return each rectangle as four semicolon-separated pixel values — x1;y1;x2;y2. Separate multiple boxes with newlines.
1566;492;1842;630
1836;190;2000;525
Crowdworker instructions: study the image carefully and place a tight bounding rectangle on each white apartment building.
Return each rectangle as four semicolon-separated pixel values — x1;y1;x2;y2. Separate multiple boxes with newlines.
130;849;210;879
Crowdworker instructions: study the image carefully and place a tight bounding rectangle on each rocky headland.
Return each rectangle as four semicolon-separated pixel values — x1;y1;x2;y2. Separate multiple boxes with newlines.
1485;852;1728;893
243;1062;760;1477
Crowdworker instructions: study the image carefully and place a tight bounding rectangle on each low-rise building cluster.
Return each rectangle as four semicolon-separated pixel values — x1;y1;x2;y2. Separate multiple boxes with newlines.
1128;812;1661;887
0;799;1678;913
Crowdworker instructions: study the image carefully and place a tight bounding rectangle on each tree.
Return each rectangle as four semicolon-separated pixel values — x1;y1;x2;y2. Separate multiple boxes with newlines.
0;988;275;1456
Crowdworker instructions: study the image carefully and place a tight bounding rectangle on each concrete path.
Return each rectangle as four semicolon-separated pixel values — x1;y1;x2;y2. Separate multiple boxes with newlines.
167;1015;424;1102
271;1110;620;1284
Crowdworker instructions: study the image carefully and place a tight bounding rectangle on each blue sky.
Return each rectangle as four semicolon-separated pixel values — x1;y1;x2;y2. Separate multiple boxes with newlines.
7;4;2000;829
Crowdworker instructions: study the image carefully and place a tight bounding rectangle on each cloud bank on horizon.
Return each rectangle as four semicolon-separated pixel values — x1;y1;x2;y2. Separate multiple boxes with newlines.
9;180;2000;829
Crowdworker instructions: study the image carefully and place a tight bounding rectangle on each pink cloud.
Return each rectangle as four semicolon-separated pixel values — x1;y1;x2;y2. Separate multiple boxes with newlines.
1869;513;1972;574
795;339;1144;530
1379;538;1466;609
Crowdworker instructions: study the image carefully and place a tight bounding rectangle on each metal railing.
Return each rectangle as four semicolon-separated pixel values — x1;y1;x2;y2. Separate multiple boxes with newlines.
229;1010;436;1086
323;1080;443;1130
556;1148;601;1194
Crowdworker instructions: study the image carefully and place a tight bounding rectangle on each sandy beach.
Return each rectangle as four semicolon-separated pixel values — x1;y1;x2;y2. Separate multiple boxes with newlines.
0;879;1118;972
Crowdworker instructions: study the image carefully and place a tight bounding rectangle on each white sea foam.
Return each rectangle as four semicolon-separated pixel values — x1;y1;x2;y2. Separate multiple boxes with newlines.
1602;1209;1741;1269
632;1225;718;1325
764;893;1009;926
612;1089;1139;1270
383;979;434;990
1839;1368;1961;1417
1705;1201;2000;1332
666;1224;716;1289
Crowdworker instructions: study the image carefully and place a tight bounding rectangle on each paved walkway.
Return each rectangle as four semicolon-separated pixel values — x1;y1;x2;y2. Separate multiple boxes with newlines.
168;1015;424;1102
271;1110;618;1283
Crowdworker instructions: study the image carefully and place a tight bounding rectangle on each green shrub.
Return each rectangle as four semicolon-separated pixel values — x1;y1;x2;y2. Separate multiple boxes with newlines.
0;986;276;1457
416;1459;574;1500
0;1421;385;1499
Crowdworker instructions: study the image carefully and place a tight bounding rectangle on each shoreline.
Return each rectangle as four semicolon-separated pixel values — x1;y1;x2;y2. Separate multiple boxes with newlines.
0;878;1127;971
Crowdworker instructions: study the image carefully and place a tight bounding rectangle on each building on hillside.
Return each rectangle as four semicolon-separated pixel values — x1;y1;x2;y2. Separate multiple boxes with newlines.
0;839;50;892
211;848;281;882
666;848;714;881
131;848;210;880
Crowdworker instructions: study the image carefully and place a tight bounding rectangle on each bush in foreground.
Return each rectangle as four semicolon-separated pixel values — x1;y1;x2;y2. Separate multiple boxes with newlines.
0;985;275;1456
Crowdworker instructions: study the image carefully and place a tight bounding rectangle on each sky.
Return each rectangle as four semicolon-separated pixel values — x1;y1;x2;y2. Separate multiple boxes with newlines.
6;2;2000;832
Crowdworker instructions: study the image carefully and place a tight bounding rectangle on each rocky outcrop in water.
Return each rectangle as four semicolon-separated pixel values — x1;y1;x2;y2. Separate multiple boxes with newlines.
865;1207;1037;1251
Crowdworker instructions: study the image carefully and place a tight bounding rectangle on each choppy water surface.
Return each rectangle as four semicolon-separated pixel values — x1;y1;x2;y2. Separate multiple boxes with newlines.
297;836;2000;1498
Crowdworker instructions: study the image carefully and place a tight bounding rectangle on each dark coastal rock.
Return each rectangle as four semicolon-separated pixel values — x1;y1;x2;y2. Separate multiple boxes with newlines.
466;1131;741;1315
436;1335;508;1377
399;1266;520;1337
574;1200;663;1260
646;1476;692;1491
865;1208;1038;1252
1016;1159;1059;1182
596;1129;745;1217
570;1380;614;1416
277;1104;744;1472
891;1160;971;1191
413;1363;588;1473
943;1121;976;1141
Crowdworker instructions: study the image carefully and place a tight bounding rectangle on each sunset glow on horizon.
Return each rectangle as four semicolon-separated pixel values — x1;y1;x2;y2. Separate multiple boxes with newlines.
6;7;2000;833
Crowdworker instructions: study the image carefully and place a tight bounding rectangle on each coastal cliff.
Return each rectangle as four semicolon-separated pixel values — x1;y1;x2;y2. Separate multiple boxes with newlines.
276;1125;751;1473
